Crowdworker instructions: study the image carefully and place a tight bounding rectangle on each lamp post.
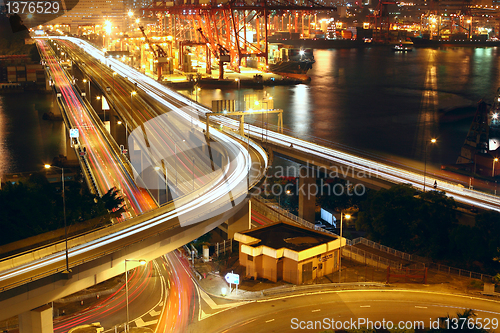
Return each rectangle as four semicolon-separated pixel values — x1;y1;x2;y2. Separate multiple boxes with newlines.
192;156;195;190
235;78;240;110
44;164;70;273
154;166;161;203
493;158;498;178
96;95;102;120
112;70;117;106
338;212;351;283
130;90;137;115
117;120;128;148
174;139;186;187
125;259;146;332
247;122;250;187
83;78;90;101
266;97;272;143
195;87;201;103
423;138;437;192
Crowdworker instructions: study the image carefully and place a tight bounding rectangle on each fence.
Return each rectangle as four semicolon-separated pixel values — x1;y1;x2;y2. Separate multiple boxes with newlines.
427;263;493;282
253;195;336;236
350;237;494;282
253;197;494;282
350;237;422;263
215;239;233;256
342;245;403;270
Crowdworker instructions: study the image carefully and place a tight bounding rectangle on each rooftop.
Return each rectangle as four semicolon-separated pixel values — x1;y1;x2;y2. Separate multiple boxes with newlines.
243;222;337;252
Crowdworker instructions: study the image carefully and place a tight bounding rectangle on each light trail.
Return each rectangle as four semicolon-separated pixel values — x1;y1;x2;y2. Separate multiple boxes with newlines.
50;36;500;211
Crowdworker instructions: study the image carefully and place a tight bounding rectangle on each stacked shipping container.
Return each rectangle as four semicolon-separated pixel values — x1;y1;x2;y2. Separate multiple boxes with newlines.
3;65;44;84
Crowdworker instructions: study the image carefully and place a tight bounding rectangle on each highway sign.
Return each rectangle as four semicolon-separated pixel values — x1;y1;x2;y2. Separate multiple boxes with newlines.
69;129;79;138
224;272;239;285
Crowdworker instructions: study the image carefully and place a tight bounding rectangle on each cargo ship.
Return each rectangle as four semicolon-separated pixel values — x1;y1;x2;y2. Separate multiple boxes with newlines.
391;39;414;52
268;44;315;80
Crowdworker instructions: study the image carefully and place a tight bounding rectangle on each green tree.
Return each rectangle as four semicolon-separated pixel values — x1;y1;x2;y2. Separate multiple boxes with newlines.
430;309;488;332
356;184;421;252
418;191;457;258
0;174;125;246
356;185;458;257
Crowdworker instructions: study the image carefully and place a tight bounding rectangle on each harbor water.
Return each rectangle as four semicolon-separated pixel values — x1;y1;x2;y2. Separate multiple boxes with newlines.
0;91;65;178
2;46;500;176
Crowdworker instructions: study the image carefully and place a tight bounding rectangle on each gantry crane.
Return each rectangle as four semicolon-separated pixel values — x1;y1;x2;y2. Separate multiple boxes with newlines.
138;25;168;80
196;27;230;79
142;0;336;74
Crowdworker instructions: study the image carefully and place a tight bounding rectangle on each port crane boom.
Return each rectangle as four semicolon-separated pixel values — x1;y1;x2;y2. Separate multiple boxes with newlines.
138;25;168;79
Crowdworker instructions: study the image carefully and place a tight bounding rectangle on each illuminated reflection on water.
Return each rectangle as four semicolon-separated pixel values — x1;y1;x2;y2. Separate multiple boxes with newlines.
191;47;500;165
0;92;64;177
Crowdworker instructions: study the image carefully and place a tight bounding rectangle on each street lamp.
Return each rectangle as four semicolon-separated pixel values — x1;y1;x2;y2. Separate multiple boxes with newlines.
130;91;137;133
44;164;70;274
112;71;117;106
338;212;351;283
266;97;272;142
83;78;90;100
125;259;146;332
174;139;186;186
493;157;498;177
192;156;195;190
423;138;437;192
117;120;128;147
235;78;240;110
96;95;103;120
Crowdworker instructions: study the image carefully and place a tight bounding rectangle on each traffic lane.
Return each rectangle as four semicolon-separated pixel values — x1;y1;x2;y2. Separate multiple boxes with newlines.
64;45;217;195
195;290;500;333
39;40;155;215
53;261;162;333
60;39;261;189
249;128;500;211
156;252;196;333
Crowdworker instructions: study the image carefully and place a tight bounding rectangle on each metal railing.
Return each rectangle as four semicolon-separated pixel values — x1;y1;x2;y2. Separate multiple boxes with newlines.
215;239;233;256
349;237;493;282
252;195;336;236
350;237;415;262
427;263;494;282
343;245;403;270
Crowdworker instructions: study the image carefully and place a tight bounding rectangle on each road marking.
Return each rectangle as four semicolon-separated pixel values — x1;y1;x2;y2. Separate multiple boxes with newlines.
149;309;161;316
135;318;158;327
415;306;427;309
266;319;275;323
312;309;321;312
360;305;371;308
198;288;247;310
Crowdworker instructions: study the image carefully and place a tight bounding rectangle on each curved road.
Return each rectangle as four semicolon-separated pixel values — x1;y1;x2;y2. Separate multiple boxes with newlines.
191;289;500;333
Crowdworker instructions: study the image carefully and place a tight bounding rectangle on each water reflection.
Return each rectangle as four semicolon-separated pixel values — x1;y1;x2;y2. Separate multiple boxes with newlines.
160;47;500;166
0;92;65;177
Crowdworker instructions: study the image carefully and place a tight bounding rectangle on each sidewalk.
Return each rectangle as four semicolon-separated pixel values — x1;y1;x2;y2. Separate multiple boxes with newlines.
188;253;500;302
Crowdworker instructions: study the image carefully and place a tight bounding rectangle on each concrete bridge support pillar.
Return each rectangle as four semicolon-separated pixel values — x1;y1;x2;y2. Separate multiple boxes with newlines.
18;305;53;333
227;200;251;239
298;172;316;223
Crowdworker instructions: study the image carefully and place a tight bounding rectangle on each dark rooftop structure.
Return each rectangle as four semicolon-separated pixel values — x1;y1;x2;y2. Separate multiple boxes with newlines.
242;221;337;252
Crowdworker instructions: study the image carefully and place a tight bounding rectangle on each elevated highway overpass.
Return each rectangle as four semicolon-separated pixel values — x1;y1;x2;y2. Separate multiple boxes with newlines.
0;38;268;324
